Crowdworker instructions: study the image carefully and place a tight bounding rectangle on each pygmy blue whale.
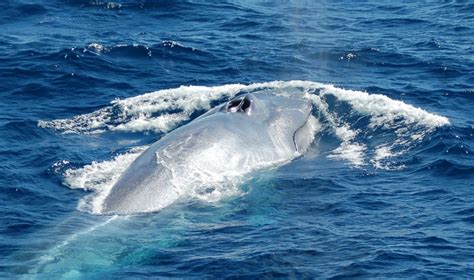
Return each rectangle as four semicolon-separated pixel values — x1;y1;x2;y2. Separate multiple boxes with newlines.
102;92;317;214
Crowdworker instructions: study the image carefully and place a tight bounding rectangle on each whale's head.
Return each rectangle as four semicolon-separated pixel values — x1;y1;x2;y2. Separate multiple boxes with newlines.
219;92;316;154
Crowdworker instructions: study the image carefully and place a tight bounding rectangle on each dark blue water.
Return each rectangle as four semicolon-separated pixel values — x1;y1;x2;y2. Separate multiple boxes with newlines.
1;1;474;278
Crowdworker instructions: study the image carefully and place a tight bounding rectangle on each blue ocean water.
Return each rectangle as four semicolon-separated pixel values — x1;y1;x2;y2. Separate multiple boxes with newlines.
1;0;474;278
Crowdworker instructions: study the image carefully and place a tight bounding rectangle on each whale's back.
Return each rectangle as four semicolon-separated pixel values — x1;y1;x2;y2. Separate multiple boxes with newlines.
102;93;315;214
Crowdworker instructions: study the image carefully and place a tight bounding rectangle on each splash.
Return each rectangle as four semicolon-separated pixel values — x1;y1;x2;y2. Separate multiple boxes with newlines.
42;81;450;213
38;84;250;134
63;147;146;214
313;84;449;168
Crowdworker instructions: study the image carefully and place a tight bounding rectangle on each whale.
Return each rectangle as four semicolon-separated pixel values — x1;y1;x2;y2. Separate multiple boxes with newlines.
102;92;317;214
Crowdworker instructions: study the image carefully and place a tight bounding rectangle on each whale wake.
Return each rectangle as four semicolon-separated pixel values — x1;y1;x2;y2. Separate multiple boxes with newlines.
39;81;449;214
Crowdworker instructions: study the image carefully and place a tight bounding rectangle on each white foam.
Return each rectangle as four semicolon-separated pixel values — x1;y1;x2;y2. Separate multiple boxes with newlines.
86;43;106;54
39;84;252;134
63;147;146;214
89;1;122;9
111;113;187;133
327;125;366;166
305;83;449;167
328;142;366;166
307;94;366;166
369;144;405;170
162;40;188;49
320;85;450;128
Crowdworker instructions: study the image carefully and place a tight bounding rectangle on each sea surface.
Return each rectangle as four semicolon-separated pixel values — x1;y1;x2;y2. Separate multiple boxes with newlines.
1;0;473;278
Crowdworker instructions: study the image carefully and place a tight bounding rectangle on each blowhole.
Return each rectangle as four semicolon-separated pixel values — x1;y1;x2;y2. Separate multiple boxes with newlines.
225;95;252;114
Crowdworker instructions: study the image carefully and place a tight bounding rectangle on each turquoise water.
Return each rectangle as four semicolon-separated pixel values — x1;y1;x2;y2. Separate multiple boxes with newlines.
1;1;473;278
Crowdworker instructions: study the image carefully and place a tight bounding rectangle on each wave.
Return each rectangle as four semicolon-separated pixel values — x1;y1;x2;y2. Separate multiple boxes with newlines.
39;81;450;213
415;159;474;177
64;0;254;13
51;41;210;60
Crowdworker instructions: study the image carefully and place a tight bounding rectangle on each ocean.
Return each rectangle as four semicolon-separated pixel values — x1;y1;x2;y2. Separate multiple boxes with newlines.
1;0;473;278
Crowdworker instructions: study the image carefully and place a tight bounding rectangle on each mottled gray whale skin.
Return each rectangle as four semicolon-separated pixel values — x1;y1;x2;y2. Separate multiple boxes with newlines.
102;92;316;214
